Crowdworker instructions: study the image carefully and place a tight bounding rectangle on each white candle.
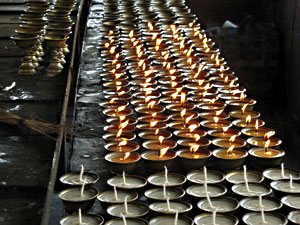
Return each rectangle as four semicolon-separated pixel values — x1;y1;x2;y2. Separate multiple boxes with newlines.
78;208;82;225
124;196;129;214
174;210;179;225
123;171;127;185
80;180;86;197
121;213;127;225
163;182;167;198
203;166;208;183
205;184;214;209
281;163;285;178
79;165;84;182
290;174;294;189
261;208;266;223
212;209;217;225
114;186;119;200
167;197;171;211
243;165;250;192
164;166;169;184
258;194;263;208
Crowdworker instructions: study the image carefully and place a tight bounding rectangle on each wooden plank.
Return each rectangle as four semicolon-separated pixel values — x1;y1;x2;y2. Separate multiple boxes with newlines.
0;5;27;12
0;39;23;57
0;24;20;37
0;14;22;24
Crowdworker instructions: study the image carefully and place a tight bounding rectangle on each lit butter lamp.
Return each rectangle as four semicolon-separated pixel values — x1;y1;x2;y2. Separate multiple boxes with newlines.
104;120;136;139
198;100;226;112
212;134;246;149
103;105;133;117
100;99;128;108
169;108;199;121
166;92;195;112
143;136;177;150
227;98;257;111
200;117;231;130
177;133;211;150
242;120;275;138
249;139;284;169
242;211;288;225
247;131;282;148
198;109;229;121
168;115;200;130
229;101;260;119
174;124;207;139
212;145;248;170
142;147;177;172
138;113;169;123
233;115;265;128
135;100;165;114
177;144;212;170
208;127;241;138
105;152;141;174
105;140;140;152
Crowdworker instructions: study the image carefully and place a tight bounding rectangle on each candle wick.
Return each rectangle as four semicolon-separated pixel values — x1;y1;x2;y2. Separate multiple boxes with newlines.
78;208;82;225
79;165;84;182
124;196;129;214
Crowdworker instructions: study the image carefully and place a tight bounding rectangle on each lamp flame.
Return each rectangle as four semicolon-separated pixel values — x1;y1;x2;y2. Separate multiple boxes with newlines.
213;117;219;123
222;127;229;132
246;115;252;124
158;136;164;144
229;135;236;143
188;124;198;133
215;109;224;116
190;144;200;154
194;134;200;142
119;120;129;129
185;115;194;124
264;131;274;140
150;121;158;127
255;120;259;131
227;145;235;155
122;152;130;160
180;108;187;118
148;21;154;31
118;140;127;147
147;101;156;109
155;129;159;135
129;30;134;38
180;92;186;105
116;106;126;112
159;147;169;158
264;139;270;152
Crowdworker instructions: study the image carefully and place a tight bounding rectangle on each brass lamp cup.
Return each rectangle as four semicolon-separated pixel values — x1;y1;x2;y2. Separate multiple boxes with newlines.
97;190;138;210
105;152;141;174
212;148;248;171
59;172;99;188
194;213;239;225
242;212;288;225
11;34;39;75
59;187;99;212
144;187;186;202
104;141;140;153
141;150;177;172
197;196;240;214
177;149;211;171
149;216;193;225
105;218;148;225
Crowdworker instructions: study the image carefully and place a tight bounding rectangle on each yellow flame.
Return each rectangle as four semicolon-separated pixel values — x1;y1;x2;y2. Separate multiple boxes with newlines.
213;117;219;123
180;92;186;104
115;73;123;79
116;86;121;92
180;108;187;118
104;43;110;48
118;91;125;96
240;92;246;101
119;116;126;121
171;81;178;88
158;136;164;144
224;76;228;84
119;119;129;129
118;140;127;147
159;147;169;158
129;30;134;38
150;121;158;127
229;135;236;143
227;145;235;154
255;120;259;131
241;104;247;114
222;127;229;132
229;80;235;87
215;109;224;116
144;68;153;76
190;144;200;153
185;115;194;124
264;139;270;151
194;134;200;142
169;69;177;75
190;63;197;70
188;124;198;133
155;129;159;135
116;106;126;112
148;21;154;31
138;60;145;67
152;33;158;40
110;46;116;54
188;22;194;28
122;152;130;160
171;92;178;100
164;53;169;61
147;101;156;109
116;129;123;138
109;99;116;104
216;59;220;66
246;115;251;124
264;131;274;140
